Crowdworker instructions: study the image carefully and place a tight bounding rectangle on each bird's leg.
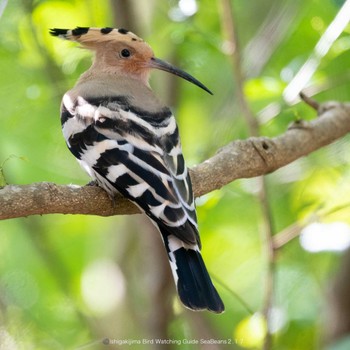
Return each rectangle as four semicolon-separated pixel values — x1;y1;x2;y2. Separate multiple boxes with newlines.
85;180;99;187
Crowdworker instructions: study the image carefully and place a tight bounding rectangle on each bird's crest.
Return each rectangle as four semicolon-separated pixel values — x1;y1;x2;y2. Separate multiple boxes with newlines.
50;27;143;47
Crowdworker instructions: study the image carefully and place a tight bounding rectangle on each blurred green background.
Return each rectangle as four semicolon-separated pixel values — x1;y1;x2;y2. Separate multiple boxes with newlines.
1;0;350;349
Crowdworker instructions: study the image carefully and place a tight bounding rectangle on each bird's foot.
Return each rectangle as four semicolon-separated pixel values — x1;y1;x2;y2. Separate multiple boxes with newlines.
85;180;99;187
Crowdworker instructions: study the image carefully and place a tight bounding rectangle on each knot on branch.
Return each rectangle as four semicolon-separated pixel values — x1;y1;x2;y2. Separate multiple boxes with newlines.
250;137;276;171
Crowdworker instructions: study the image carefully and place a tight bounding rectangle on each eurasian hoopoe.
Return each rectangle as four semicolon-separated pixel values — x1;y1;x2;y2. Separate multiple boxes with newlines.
50;27;224;313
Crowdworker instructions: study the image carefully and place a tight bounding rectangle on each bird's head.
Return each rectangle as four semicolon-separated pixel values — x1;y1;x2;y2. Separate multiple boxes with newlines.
50;27;212;94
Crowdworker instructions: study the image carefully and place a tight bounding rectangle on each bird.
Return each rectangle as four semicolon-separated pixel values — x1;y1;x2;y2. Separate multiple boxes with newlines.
50;26;224;313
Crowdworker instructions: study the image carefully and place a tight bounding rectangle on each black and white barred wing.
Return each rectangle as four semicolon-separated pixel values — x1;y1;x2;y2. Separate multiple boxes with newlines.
61;95;199;246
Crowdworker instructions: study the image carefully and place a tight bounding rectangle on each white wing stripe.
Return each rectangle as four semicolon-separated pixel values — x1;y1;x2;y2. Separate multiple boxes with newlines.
106;164;128;182
126;182;148;197
62;117;86;142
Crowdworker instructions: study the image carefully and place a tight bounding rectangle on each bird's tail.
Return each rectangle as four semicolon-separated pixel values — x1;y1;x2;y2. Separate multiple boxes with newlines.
160;230;225;313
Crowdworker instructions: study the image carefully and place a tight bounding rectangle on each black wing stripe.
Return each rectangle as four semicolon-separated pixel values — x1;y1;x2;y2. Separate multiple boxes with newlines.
163;205;188;223
95;169;188;227
135;188;163;207
95;148;178;202
132;148;168;174
161;128;179;153
96;155;182;210
175;154;185;175
84;95;173;126
61;104;73;125
68;126;108;159
96;114;157;145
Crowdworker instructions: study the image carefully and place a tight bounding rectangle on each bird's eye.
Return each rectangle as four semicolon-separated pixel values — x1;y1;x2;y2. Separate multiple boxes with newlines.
120;49;131;58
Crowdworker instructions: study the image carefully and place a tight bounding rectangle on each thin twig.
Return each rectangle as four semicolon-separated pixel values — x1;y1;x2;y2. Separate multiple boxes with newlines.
300;91;320;111
273;201;350;249
272;222;304;250
212;273;255;315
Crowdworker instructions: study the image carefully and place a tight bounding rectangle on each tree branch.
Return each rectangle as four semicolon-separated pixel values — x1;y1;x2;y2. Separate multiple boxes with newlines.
191;99;350;195
1;99;350;220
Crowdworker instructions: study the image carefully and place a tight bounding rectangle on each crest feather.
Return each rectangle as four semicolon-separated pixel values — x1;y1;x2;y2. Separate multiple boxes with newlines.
50;27;143;47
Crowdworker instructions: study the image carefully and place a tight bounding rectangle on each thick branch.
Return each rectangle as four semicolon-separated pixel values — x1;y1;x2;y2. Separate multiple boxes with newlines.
1;100;350;220
191;100;349;195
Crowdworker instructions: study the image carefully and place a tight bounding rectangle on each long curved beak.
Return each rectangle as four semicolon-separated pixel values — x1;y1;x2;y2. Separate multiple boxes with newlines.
149;57;213;95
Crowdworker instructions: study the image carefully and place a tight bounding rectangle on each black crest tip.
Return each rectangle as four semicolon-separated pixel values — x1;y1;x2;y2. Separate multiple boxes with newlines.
49;28;69;37
118;28;129;34
101;27;114;34
71;27;90;36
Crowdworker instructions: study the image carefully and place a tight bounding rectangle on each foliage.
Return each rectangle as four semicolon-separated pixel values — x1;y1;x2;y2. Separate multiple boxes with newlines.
1;0;350;349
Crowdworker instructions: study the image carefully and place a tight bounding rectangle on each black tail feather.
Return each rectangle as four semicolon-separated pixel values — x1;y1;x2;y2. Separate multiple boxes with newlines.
173;247;224;313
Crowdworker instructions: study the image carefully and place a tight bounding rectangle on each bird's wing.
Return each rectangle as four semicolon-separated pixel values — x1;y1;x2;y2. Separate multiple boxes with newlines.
61;94;200;246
